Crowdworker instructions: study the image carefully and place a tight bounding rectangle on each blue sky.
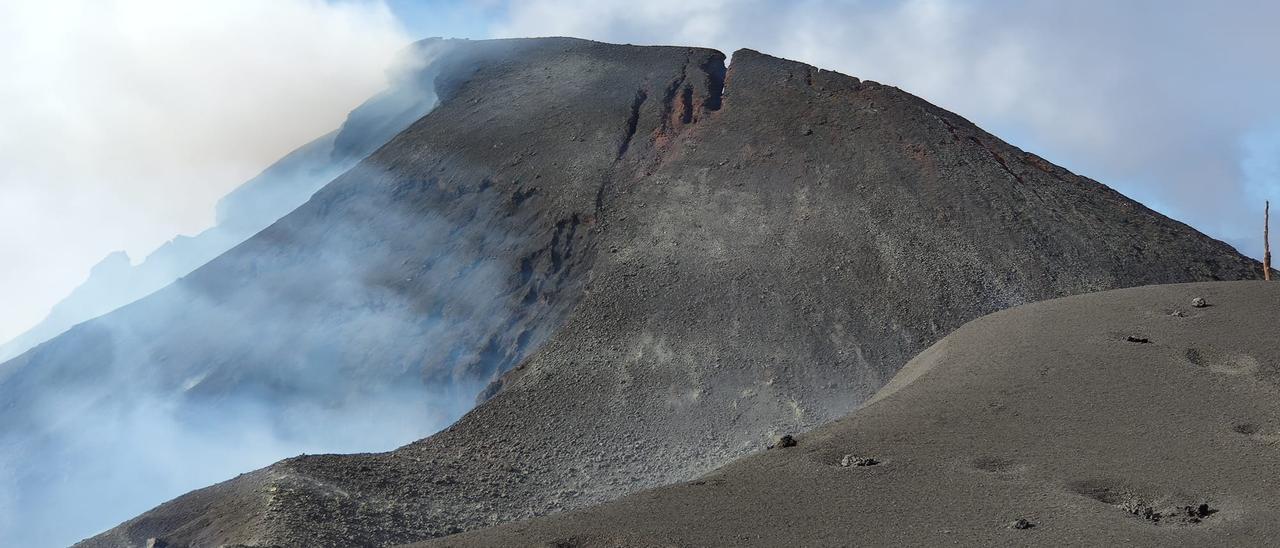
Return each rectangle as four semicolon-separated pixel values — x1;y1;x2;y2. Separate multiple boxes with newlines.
386;0;501;38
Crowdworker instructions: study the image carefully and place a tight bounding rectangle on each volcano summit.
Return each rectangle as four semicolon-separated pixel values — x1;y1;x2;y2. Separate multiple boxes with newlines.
4;37;1264;547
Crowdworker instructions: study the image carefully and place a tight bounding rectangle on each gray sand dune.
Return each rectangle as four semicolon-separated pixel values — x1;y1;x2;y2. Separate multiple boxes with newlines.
430;281;1280;547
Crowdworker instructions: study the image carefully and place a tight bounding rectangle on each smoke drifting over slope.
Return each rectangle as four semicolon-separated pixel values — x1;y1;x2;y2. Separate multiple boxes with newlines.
0;202;491;546
0;170;526;546
0;37;447;363
0;39;577;547
0;0;411;347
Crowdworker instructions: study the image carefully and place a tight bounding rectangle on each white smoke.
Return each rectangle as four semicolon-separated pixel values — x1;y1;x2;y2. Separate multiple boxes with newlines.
0;168;531;546
0;0;412;345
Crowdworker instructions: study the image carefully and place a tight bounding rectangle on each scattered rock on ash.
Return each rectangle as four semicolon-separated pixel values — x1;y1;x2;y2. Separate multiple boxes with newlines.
1008;518;1035;530
769;435;797;449
840;454;880;467
1181;502;1215;523
1191;297;1208;308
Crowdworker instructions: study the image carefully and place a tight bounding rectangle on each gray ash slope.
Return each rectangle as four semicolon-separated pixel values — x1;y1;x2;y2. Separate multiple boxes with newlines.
433;281;1280;547
78;38;1266;547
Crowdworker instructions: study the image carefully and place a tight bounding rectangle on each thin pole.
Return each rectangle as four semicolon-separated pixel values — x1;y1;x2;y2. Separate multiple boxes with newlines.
1266;200;1272;281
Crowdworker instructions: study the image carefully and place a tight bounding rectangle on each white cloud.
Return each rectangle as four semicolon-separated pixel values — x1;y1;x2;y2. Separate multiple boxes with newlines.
0;0;411;343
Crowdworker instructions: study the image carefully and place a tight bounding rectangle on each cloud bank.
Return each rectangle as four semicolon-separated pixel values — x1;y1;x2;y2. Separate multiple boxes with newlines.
488;0;1280;260
0;0;411;344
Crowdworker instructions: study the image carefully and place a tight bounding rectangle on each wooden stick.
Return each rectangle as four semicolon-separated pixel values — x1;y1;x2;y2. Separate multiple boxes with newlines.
1266;200;1272;281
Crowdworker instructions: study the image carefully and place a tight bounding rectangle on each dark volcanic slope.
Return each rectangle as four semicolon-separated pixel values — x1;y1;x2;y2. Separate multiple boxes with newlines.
82;39;1266;547
434;281;1280;547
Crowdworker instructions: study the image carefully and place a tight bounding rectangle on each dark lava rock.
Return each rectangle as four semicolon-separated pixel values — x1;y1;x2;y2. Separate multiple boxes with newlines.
1009;519;1035;530
840;455;880;467
1182;503;1215;523
771;435;798;449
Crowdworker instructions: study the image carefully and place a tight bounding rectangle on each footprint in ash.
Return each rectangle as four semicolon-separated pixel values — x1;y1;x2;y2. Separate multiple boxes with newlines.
1181;347;1259;376
1068;479;1221;526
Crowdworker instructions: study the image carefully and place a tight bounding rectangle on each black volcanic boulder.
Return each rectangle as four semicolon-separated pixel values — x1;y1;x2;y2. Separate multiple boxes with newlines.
75;38;1261;547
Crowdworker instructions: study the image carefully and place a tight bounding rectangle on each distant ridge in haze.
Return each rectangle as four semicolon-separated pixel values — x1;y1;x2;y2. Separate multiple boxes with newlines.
0;38;451;364
71;38;1267;548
